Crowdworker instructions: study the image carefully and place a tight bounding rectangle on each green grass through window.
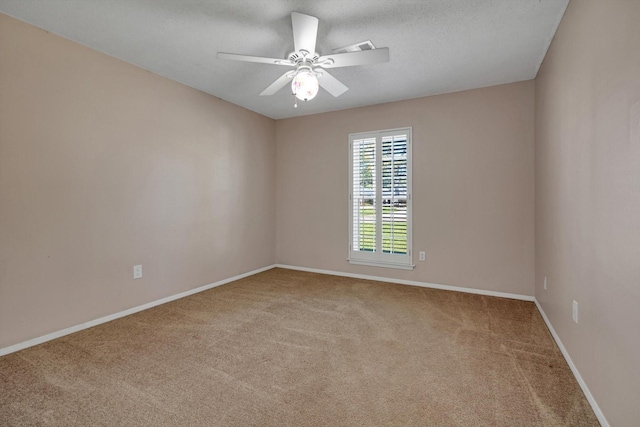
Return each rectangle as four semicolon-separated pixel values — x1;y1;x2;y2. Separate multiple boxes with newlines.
357;219;407;254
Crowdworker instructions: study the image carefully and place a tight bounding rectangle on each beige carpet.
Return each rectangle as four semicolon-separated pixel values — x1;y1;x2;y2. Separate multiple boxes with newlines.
1;268;599;426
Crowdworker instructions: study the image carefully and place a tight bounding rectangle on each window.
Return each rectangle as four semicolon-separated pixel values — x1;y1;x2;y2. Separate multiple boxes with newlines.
349;128;413;269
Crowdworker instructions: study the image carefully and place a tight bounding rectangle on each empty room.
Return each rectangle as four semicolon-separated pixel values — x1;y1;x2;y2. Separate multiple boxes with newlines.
0;0;638;425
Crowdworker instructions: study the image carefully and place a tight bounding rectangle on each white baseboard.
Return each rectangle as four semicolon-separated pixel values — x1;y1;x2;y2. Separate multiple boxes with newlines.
534;299;609;427
2;263;606;425
0;264;277;357
275;264;535;301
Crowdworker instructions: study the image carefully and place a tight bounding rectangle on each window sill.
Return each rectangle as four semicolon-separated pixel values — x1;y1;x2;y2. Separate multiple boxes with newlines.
347;259;415;270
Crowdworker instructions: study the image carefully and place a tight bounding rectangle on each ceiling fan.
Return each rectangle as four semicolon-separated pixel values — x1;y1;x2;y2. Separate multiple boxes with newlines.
217;12;389;107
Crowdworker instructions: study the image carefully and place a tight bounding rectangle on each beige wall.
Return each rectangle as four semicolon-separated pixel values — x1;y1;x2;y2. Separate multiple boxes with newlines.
0;14;276;349
276;81;535;296
535;1;640;425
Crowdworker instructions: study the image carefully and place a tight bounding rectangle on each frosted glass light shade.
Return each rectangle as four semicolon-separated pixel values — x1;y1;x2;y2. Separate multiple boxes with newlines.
291;70;319;101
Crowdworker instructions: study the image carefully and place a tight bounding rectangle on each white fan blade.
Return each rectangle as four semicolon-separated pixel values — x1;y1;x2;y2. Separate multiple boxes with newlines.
292;12;318;55
318;70;348;97
260;71;294;96
217;52;294;66
318;48;389;68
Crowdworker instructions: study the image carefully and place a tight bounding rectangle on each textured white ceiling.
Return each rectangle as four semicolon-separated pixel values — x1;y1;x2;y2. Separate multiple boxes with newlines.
0;0;568;119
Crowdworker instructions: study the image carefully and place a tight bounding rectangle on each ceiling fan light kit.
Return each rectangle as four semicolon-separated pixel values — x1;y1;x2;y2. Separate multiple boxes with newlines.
217;12;389;108
291;68;319;102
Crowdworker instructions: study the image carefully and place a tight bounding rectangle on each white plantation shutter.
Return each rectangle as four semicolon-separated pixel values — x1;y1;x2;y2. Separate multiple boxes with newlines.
349;128;412;269
352;136;377;260
381;133;408;256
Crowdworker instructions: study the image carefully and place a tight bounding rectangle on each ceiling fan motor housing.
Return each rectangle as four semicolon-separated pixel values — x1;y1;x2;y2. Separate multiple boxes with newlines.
287;51;320;64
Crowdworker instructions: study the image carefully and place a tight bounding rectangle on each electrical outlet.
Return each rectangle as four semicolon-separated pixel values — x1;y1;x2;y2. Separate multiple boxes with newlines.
544;276;547;290
419;251;426;261
133;265;142;279
572;300;579;323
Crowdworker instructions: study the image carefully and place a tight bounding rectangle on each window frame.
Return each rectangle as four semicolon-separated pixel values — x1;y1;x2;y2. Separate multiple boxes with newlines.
348;127;413;270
